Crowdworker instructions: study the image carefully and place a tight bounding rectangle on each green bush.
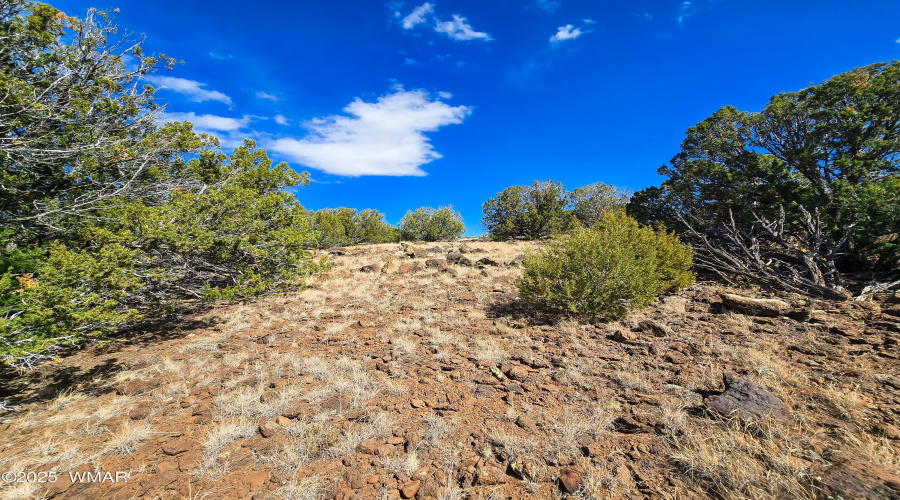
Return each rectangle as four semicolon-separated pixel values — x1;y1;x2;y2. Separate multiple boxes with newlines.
482;180;573;240
0;243;144;366
398;205;465;242
516;212;694;319
308;208;399;248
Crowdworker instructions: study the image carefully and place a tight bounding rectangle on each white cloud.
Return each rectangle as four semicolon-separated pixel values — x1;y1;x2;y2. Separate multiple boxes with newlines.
678;1;694;26
269;88;471;177
435;14;492;41
274;114;290;126
896;36;900;43
404;57;418;65
437;91;453;99
161;112;251;132
402;2;434;29
398;3;491;42
209;52;233;60
256;91;279;102
145;76;232;105
536;0;560;13
550;24;589;43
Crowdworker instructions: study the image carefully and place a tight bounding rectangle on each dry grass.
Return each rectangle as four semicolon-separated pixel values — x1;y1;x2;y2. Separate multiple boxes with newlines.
102;421;153;456
381;449;420;477
488;429;536;462
328;411;393;457
202;418;255;458
422;414;454;448
665;415;813;498
274;475;325;500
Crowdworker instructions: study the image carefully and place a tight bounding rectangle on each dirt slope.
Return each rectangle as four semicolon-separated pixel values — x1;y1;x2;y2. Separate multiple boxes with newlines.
0;241;898;500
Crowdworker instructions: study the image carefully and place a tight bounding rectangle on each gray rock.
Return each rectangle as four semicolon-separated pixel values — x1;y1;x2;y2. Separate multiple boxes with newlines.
704;372;791;421
721;292;791;317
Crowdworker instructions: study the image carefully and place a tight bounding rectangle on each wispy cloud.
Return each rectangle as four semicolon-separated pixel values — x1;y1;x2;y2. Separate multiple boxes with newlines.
678;1;694;26
640;11;653;21
269;87;471;177
256;91;279;102
550;23;591;43
274;114;290;126
146;76;232;105
402;2;434;29
536;0;560;13
404;57;418;65
162;112;251;132
397;3;492;42
435;14;492;41
896;36;900;43
208;52;233;60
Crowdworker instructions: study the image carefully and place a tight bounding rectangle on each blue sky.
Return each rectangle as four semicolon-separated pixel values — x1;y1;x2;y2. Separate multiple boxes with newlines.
56;0;900;236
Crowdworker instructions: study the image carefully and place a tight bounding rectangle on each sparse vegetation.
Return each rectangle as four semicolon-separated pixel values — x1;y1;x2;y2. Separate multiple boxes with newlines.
517;211;694;318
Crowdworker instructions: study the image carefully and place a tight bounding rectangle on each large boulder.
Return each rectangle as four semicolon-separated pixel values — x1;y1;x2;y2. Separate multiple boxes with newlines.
721;292;791;317
704;372;791;421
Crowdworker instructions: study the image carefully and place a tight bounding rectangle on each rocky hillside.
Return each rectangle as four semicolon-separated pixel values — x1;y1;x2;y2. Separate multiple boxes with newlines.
0;241;898;499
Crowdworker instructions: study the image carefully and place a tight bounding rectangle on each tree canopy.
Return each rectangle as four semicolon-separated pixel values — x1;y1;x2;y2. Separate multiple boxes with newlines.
0;1;324;367
482;180;629;240
628;61;900;298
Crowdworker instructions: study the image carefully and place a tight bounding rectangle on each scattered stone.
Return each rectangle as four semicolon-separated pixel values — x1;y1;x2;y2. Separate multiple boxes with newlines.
665;351;689;364
505;365;529;381
638;319;673;337
875;423;900;440
884;305;900;318
397;262;421;273
259;420;281;438
516;414;537;432
360;263;381;273
475;465;508;486
447;252;474;266
559;467;581;494
814;459;900;500
326;246;348;255
400;480;420;498
356;439;379;454
704;372;792;421
662;296;688;313
243;470;269;490
612;416;646;434
476;257;500;267
612;329;638;343
425;259;449;269
721;292;791;317
410;399;427;409
381;261;397;273
161;438;193;456
459;243;472;253
874;373;900;390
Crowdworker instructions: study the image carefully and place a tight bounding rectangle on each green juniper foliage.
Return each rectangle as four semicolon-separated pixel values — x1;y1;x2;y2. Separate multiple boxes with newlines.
481;180;629;240
0;1;325;367
628;62;900;295
397;205;466;242
517;211;694;319
308;208;399;248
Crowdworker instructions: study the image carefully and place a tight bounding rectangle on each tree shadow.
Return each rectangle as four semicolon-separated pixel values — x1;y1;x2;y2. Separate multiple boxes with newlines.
0;301;218;412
